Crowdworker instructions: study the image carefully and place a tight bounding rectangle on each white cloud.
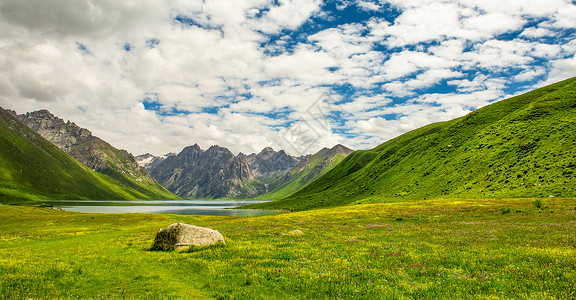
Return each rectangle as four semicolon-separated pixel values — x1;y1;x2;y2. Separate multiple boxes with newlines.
1;0;575;156
356;0;381;11
514;67;546;82
552;4;576;27
543;55;576;85
372;2;462;47
520;27;553;39
0;0;164;38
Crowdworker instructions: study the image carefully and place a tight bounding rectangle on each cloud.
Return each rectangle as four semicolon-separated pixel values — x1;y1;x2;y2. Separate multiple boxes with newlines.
371;2;463;47
356;0;381;11
543;55;576;85
1;0;575;156
0;0;164;38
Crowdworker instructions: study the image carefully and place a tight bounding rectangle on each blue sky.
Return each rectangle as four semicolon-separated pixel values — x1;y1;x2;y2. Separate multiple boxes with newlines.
1;0;575;156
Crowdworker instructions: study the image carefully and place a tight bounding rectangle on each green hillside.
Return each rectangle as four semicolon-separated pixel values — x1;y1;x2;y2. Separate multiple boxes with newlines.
0;108;178;203
257;145;353;199
252;77;576;211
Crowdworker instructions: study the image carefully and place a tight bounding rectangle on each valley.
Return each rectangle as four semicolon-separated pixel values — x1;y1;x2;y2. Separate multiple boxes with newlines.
2;1;575;298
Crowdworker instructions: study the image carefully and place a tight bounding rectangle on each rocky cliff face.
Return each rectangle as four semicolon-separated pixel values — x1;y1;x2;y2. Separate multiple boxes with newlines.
149;144;266;198
17;110;156;184
17;110;92;153
240;147;303;180
147;143;352;199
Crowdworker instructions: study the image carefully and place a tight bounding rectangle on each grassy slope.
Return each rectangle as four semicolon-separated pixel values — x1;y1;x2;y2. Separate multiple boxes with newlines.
0;108;177;203
72;137;176;200
254;77;576;211
257;150;349;200
0;199;574;299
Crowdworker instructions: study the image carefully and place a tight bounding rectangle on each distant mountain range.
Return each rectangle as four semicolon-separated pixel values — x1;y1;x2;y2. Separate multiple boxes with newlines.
137;143;352;199
258;144;353;199
251;77;576;211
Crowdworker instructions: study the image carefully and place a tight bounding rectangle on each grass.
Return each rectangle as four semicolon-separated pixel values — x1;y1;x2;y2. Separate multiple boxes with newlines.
1;198;575;299
252;77;576;211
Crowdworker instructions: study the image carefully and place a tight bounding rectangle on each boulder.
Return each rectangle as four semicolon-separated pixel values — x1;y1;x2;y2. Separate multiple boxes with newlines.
152;222;225;251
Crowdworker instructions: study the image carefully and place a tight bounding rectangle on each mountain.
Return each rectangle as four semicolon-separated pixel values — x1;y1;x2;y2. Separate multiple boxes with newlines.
135;153;176;170
251;77;576;211
241;147;301;177
257;144;353;199
147;144;349;199
15;109;177;200
0;107;176;203
240;147;303;183
149;144;266;198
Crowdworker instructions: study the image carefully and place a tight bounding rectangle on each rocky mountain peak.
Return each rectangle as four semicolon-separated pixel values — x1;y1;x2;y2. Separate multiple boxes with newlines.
180;144;203;154
149;144;261;199
259;146;275;154
17;109;92;152
331;144;354;156
206;145;234;159
248;146;301;177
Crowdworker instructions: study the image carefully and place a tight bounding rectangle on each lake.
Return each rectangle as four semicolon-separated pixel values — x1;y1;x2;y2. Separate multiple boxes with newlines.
40;200;279;217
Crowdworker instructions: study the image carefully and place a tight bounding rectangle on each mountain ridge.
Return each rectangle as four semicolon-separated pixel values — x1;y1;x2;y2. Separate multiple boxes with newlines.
14;109;177;200
149;143;262;199
145;143;352;199
0;107;176;202
257;144;354;199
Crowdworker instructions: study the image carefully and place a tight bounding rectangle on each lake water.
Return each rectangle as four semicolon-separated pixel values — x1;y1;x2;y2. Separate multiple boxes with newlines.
40;200;279;217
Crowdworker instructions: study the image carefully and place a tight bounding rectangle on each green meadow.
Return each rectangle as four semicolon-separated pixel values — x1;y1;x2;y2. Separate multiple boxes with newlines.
1;198;575;299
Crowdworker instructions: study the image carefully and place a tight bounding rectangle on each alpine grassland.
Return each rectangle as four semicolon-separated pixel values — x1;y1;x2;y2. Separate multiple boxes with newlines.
1;198;575;299
251;77;576;211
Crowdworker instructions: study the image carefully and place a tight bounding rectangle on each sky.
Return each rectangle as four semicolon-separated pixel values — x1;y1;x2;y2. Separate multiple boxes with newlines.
0;0;575;156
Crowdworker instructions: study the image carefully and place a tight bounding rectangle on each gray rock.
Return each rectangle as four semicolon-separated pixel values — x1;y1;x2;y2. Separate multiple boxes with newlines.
152;222;225;251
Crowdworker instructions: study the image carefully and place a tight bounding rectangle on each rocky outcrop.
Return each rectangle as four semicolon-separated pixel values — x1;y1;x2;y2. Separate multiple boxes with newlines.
149;144;266;198
151;222;225;251
17;110;91;153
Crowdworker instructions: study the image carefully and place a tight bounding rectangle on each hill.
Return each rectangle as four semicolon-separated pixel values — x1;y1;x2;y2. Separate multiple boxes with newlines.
252;77;576;211
0;107;177;203
257;144;353;199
